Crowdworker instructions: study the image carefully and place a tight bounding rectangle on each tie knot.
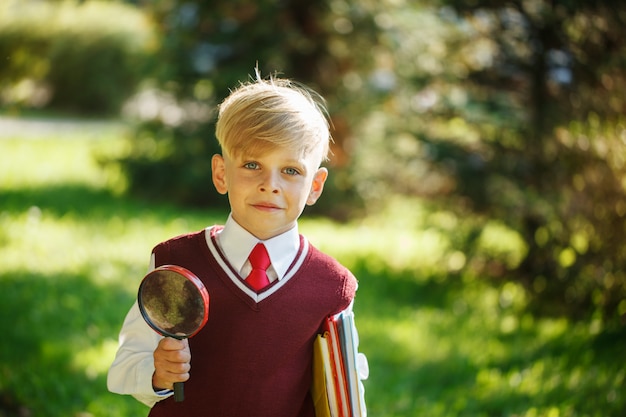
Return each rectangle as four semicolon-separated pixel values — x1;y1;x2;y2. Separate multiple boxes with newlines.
248;243;270;271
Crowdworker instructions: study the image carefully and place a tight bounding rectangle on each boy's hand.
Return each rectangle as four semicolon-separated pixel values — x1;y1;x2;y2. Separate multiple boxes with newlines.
152;337;191;391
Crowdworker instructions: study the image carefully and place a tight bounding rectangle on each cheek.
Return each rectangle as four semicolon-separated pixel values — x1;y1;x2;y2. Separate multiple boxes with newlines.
228;172;253;190
274;181;296;200
293;182;315;205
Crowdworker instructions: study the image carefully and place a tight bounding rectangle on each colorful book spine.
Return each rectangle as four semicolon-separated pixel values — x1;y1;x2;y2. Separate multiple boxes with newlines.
313;311;367;417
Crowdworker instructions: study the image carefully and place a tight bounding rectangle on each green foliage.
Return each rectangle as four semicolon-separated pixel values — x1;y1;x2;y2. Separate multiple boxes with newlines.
0;0;156;114
347;1;626;323
432;1;626;323
2;125;626;416
115;119;229;208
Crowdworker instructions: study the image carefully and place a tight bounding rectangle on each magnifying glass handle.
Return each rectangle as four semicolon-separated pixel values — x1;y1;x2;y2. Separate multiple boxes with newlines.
174;382;184;402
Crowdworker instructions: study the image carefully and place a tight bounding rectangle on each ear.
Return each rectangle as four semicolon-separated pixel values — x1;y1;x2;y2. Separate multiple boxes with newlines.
211;154;228;195
306;167;328;205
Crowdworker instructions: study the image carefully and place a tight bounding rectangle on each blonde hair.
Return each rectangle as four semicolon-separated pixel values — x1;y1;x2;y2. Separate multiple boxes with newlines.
215;72;332;165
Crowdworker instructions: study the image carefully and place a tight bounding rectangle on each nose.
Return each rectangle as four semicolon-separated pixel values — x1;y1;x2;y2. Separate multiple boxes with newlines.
259;171;280;194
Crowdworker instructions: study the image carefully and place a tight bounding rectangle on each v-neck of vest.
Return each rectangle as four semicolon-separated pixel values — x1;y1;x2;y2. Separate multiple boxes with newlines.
201;226;309;306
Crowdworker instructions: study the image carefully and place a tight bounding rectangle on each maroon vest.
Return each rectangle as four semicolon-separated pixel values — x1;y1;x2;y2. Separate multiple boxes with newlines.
148;229;357;417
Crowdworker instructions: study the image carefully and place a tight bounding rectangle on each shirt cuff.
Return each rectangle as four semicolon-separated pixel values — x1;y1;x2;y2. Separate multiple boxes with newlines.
132;356;173;407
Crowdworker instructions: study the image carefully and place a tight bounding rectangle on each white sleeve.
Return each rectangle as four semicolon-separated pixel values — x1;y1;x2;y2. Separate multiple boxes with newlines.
107;254;173;407
107;301;172;407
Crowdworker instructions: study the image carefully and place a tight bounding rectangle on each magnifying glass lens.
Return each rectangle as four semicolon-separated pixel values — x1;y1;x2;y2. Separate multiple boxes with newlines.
140;270;206;337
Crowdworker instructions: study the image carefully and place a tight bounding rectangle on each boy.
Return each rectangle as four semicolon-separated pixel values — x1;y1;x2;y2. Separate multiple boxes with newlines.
108;73;363;416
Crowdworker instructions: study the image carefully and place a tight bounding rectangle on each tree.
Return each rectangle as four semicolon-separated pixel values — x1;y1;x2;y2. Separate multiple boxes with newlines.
358;0;626;322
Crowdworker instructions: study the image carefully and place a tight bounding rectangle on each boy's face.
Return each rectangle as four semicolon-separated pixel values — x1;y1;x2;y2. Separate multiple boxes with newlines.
211;146;328;240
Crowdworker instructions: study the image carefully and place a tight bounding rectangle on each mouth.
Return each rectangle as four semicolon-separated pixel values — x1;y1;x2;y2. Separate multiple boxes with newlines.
252;202;282;211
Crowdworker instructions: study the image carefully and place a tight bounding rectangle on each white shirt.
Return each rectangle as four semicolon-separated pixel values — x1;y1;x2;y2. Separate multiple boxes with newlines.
214;214;300;283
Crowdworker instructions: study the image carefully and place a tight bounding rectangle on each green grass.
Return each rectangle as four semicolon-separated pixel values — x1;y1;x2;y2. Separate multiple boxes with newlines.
1;125;625;417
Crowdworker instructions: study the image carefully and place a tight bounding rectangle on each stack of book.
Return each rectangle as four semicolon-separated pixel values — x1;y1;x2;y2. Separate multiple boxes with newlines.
312;310;368;417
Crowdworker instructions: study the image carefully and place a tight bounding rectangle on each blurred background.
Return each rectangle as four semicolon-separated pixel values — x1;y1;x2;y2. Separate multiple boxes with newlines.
1;0;626;416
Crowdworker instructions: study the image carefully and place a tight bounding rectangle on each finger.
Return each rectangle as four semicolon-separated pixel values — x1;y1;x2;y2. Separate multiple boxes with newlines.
154;346;191;366
153;367;190;390
155;362;191;378
154;353;191;371
158;337;187;351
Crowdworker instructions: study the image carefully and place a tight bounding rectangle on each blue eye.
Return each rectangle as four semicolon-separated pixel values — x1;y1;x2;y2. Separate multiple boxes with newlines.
244;162;259;169
284;167;300;176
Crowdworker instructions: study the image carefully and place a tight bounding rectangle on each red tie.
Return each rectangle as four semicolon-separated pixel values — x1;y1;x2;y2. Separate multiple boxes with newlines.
246;243;271;291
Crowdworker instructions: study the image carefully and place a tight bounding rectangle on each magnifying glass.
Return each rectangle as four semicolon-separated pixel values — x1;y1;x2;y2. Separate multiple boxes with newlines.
137;264;210;402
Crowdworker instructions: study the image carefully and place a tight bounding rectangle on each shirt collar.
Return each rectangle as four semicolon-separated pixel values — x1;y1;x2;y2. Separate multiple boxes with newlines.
216;214;300;280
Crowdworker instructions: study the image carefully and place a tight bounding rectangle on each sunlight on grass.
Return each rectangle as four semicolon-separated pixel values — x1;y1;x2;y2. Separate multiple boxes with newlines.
1;135;220;288
301;216;449;274
0;204;214;292
2;134;125;189
72;338;120;380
